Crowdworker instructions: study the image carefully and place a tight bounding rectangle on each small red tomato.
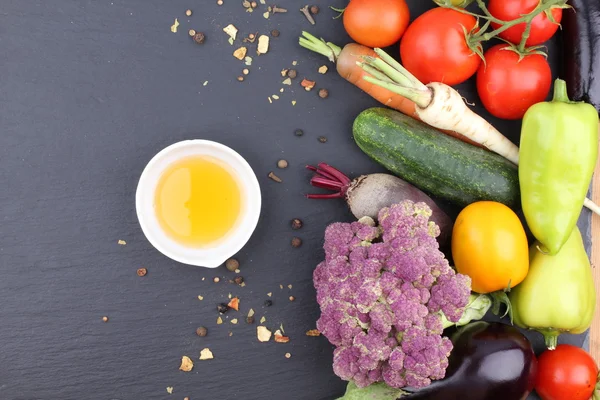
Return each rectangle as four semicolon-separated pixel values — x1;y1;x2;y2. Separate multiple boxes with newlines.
343;0;410;48
535;344;599;400
400;7;481;86
476;44;552;120
488;0;563;46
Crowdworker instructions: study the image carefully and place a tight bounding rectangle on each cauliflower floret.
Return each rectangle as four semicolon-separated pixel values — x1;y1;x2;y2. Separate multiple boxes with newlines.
314;200;474;389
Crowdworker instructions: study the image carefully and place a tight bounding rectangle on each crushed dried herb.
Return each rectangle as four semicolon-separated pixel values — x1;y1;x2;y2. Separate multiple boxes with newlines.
306;329;321;336
179;356;194;372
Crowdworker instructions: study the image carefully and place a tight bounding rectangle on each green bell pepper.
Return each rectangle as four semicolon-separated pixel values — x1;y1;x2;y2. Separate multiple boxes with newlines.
519;78;598;255
508;226;596;350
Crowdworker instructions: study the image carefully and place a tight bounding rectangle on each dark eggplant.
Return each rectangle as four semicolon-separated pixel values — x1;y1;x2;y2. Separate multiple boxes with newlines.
560;0;600;113
401;321;537;400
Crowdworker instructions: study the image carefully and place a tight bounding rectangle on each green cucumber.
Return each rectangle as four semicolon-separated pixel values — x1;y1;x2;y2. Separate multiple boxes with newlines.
352;107;520;208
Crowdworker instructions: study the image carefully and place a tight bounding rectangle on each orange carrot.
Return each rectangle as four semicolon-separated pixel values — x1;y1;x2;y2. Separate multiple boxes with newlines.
299;32;482;147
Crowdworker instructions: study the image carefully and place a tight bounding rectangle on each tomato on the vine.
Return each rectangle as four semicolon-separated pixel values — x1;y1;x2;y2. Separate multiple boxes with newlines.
476;44;551;120
400;7;481;86
535;344;599;400
343;0;410;49
488;0;563;46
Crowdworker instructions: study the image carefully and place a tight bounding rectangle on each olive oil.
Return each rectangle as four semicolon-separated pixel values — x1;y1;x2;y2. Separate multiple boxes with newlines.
154;155;242;248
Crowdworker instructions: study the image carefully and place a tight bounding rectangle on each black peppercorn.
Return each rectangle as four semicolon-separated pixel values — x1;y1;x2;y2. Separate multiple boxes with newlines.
291;218;303;230
287;69;297;79
271;29;280;37
196;326;208;336
225;258;239;272
291;237;302;248
310;5;320;14
264;299;273;307
234;276;244;285
217;303;230;314
318;88;329;99
193;32;205;44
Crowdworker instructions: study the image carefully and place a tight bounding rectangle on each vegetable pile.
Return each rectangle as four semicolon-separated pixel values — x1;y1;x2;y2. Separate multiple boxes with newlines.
313;201;480;389
298;1;600;399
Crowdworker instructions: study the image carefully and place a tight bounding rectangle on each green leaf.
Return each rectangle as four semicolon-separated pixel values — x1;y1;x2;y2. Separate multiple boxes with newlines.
336;381;407;400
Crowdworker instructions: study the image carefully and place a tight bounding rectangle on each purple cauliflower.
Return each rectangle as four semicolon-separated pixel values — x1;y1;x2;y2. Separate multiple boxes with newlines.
313;200;473;389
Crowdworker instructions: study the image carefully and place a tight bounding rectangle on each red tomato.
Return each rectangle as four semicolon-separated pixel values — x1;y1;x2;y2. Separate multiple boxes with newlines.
343;0;410;48
400;8;481;86
488;0;563;46
535;344;599;400
476;44;551;120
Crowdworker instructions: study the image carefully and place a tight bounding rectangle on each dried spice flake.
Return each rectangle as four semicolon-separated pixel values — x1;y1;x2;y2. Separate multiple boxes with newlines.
301;79;316;91
118;239;126;245
257;326;272;342
244;56;253;66
170;18;180;33
233;47;247;60
257;35;270;54
280;284;284;289
272;95;280;100
203;81;209;86
199;348;214;360
318;65;328;74
281;69;289;77
248;308;255;318
260;316;266;324
291;100;297;106
223;24;238;40
274;330;290;343
231;318;238;324
179;356;194;372
268;97;273;104
267;292;272;297
166;386;174;394
306;329;321;336
282;78;292;86
198;295;204;301
263;11;270;19
228;297;240;311
217;316;223;324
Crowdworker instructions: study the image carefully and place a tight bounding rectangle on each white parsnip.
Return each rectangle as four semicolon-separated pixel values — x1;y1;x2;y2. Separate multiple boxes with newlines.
416;82;520;164
359;48;600;216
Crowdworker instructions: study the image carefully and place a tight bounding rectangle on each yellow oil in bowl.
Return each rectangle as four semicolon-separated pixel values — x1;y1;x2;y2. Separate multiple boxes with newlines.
154;155;242;248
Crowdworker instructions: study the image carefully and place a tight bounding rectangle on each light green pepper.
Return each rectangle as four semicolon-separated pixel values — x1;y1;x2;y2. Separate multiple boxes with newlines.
508;226;596;350
519;78;598;255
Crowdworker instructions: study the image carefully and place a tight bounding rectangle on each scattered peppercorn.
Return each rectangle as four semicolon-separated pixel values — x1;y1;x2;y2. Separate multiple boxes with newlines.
291;218;303;230
310;5;319;14
285;352;292;358
193;32;205;44
264;299;273;307
318;136;328;143
217;0;223;4
249;33;256;40
246;315;255;324
294;129;304;137
185;9;193;16
213;277;220;283
217;303;230;314
188;29;196;37
289;296;296;302
242;69;250;76
102;316;109;322
277;159;288;169
225;258;240;272
237;76;245;82
234;276;244;285
291;237;302;248
271;29;280;37
196;326;208;337
318;88;329;99
287;69;297;79
251;1;257;7
136;268;147;277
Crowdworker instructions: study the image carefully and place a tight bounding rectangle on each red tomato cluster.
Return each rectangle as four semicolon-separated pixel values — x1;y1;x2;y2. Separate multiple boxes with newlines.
340;0;564;120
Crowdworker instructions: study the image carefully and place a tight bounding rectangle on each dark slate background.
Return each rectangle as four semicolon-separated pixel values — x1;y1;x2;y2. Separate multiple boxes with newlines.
0;1;591;400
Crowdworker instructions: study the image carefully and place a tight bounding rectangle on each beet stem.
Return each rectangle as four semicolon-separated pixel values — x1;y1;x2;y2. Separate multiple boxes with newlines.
310;176;344;191
306;164;340;182
306;193;344;199
317;163;351;185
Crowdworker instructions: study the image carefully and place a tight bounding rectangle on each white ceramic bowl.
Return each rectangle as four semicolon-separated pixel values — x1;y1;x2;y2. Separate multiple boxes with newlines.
135;140;262;268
